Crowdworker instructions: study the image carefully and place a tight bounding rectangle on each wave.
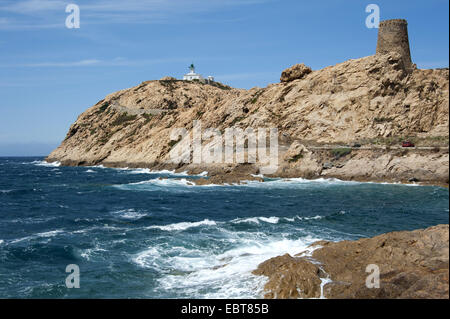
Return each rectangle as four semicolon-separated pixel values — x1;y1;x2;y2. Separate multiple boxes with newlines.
126;168;208;177
232;216;280;224
144;213;324;232
79;244;108;261
114;176;364;192
231;215;324;225
146;219;217;231
113;178;206;192
30;160;61;167
110;209;148;220
133;234;321;298
9;229;64;244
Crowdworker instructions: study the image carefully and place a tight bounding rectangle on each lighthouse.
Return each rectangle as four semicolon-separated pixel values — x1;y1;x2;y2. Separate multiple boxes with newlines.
183;64;204;81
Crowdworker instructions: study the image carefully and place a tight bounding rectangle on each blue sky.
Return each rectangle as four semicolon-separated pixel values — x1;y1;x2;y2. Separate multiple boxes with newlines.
0;0;448;156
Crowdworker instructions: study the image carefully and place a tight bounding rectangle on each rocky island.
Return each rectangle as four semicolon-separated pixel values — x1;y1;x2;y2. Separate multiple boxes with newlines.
47;20;448;187
46;19;449;299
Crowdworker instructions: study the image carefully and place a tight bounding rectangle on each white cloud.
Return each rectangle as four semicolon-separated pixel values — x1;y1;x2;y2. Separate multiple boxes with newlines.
0;0;67;14
0;0;268;29
0;57;195;68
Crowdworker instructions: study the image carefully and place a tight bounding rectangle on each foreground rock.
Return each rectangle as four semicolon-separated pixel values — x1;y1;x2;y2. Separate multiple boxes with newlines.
253;224;449;299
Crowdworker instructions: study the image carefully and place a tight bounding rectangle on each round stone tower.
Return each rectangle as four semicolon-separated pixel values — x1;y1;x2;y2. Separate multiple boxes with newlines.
376;19;414;71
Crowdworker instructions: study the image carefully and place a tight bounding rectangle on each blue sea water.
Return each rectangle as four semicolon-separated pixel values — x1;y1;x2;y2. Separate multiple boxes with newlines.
0;157;448;298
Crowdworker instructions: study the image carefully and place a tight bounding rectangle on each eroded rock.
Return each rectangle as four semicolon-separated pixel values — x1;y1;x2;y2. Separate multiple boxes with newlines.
280;63;312;82
253;225;449;299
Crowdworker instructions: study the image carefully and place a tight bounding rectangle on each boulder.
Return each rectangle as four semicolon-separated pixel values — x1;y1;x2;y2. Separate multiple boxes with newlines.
253;224;450;299
160;76;177;81
280;63;312;82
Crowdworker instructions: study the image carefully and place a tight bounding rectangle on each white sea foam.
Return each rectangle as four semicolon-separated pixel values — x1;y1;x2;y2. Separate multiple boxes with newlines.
0;240;4;245
79;244;108;261
91;164;106;168
232;216;280;224
111;209;147;220
10;229;64;244
85;169;96;173
146;219;217;231
319;276;333;299
232;215;323;225
31;160;61;167
133;233;321;298
113;175;428;193
113;178;199;191
36;230;64;238
145;214;318;232
126;168;207;177
128;168;173;175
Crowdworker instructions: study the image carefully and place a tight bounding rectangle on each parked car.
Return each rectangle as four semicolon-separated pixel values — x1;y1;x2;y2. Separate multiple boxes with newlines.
402;141;415;148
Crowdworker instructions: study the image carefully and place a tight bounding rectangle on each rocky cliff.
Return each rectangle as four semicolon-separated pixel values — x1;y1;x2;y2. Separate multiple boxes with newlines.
47;53;449;184
253;224;449;299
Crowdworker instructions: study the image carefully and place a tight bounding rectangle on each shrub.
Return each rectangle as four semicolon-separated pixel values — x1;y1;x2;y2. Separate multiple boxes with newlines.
111;113;137;126
97;102;109;113
374;117;393;123
288;153;304;163
142;113;153;124
331;148;352;159
168;139;179;148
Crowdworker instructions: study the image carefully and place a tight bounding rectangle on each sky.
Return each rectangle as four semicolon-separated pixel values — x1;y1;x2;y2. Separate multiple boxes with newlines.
0;0;448;156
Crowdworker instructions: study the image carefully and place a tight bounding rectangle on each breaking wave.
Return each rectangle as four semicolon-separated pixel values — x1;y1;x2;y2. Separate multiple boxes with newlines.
132;234;321;298
146;219;217;231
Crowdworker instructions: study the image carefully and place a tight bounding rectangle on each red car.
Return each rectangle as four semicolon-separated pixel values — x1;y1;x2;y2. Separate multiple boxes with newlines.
402;141;415;148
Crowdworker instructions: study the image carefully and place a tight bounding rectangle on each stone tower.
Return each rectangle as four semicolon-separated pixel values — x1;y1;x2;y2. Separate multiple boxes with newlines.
376;19;414;71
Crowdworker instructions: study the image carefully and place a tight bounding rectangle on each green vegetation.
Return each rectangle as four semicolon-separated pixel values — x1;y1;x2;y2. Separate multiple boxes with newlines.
249;90;264;104
168;138;181;148
288;153;304;163
417;135;449;146
374;117;393;123
98;133;112;145
111;113;137;126
359;135;448;147
97;102;109;114
142;113;153;124
196;110;205;118
211;81;232;90
331;148;352;159
230;116;245;126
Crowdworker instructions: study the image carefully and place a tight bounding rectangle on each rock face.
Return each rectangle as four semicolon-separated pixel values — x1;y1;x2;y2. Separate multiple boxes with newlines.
47;53;449;185
280;63;312;82
253;225;449;299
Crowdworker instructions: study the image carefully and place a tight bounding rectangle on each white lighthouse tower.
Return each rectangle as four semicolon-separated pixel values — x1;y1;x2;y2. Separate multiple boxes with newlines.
183;63;204;81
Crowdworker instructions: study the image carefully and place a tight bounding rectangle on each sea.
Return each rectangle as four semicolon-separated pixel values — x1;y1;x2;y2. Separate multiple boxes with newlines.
0;157;448;298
